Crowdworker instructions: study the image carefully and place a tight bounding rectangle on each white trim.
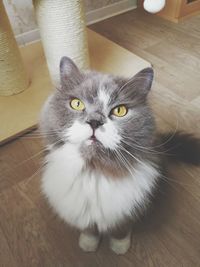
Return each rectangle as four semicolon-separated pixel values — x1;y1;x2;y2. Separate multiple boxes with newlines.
16;0;137;45
86;0;137;25
16;29;40;46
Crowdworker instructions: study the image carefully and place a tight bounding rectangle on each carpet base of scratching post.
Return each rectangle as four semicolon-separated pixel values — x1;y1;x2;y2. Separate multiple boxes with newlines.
0;30;150;144
0;1;29;96
33;0;89;86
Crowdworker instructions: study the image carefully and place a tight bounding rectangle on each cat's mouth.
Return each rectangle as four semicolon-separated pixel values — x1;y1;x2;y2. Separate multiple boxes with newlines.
83;135;101;150
89;134;98;142
88;133;103;146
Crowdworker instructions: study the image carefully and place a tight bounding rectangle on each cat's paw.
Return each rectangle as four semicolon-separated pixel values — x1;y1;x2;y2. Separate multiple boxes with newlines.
79;232;100;252
109;234;131;255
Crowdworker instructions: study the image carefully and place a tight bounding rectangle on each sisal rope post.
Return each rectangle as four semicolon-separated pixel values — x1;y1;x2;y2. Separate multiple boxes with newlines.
0;1;29;96
33;0;90;86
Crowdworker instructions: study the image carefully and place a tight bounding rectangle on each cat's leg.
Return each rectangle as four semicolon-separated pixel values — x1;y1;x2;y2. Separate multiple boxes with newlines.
79;227;100;252
109;223;132;255
110;232;131;255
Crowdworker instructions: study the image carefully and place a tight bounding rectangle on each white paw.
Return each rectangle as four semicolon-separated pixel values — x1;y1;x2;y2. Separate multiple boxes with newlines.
110;234;131;255
79;232;100;252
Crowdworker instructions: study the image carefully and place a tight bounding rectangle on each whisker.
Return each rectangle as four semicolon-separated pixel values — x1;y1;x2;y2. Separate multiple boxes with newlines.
121;138;177;157
118;144;147;168
18;128;63;138
118;144;193;190
112;150;127;173
1;139;62;175
115;148;136;177
24;164;44;186
120;138;164;155
121;118;179;152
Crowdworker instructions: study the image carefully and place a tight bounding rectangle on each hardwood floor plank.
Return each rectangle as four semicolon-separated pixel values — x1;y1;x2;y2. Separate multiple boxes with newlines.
145;41;200;79
0;134;43;194
90;12;200;102
150;83;200;134
0;226;16;267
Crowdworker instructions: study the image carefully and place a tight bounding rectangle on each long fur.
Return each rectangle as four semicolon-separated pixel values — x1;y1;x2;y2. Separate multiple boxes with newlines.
160;132;200;165
40;56;200;253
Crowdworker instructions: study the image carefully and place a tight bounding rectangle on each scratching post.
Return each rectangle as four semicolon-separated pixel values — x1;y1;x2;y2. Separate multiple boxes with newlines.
0;2;151;143
33;0;89;86
0;1;29;96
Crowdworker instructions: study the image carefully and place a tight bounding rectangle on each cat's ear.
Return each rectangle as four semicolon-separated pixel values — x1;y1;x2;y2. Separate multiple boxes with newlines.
132;67;154;94
122;67;154;100
60;56;83;88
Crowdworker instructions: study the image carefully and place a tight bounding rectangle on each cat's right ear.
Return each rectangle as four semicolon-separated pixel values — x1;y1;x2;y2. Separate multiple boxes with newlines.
60;56;83;88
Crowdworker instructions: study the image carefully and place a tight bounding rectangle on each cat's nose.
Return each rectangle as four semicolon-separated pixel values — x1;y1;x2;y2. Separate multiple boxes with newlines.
87;120;103;129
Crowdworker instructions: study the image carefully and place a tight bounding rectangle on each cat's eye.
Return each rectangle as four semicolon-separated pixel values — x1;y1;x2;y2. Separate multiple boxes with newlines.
112;105;127;117
70;98;85;111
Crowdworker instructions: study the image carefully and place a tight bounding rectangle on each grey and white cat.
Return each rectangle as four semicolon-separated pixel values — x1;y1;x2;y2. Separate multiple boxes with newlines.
40;57;200;254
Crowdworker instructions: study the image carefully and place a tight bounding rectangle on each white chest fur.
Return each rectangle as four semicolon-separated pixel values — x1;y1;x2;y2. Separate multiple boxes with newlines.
42;143;159;232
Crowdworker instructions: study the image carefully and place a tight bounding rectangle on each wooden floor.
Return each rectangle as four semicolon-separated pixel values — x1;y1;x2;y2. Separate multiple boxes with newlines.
91;8;200;135
1;8;200;267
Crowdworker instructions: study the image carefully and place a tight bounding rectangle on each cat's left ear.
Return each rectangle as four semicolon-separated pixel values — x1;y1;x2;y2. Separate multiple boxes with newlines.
122;67;154;99
133;67;154;94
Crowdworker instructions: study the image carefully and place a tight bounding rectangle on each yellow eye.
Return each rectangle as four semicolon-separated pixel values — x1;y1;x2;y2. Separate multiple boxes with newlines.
112;105;127;117
70;98;85;111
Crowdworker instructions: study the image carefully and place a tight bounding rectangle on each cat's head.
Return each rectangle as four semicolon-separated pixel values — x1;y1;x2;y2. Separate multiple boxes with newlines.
41;57;156;172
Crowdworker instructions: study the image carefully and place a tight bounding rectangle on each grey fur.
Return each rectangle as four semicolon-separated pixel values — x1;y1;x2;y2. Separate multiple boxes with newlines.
40;57;159;176
40;57;200;253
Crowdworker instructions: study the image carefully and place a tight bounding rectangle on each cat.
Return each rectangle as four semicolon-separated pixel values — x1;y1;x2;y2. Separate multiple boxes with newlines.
40;56;200;255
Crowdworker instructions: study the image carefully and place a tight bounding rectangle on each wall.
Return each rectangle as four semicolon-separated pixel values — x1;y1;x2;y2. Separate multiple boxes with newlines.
3;0;137;44
85;0;123;12
4;0;37;36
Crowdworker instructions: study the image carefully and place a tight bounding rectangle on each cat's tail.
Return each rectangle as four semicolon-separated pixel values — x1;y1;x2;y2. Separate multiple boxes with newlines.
159;132;200;165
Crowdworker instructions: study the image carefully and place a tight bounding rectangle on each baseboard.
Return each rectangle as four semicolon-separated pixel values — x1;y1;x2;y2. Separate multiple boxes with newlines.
86;0;137;25
16;29;40;46
16;0;137;45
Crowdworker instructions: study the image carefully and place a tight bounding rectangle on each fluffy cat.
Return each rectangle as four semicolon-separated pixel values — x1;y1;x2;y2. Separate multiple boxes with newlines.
40;57;200;254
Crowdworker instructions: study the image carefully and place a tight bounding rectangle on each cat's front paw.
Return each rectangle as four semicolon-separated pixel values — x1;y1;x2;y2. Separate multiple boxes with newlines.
109;233;131;255
79;232;100;252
